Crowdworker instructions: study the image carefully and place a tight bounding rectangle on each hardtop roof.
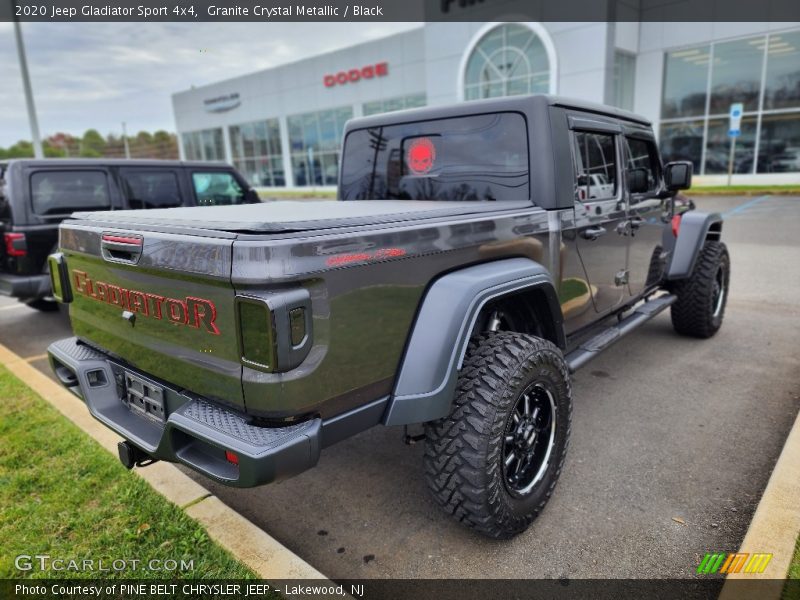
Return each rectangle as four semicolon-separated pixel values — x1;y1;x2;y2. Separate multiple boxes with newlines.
344;93;651;133
0;158;232;169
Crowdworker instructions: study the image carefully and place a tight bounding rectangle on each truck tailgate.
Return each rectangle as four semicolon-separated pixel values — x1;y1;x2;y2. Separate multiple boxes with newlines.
59;223;243;410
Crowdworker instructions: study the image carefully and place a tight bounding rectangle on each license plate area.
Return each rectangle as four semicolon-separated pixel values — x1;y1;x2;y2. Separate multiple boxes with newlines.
123;371;165;424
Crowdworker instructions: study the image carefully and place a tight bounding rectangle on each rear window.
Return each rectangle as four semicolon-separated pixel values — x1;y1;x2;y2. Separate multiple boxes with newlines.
31;170;111;215
192;171;247;206
120;170;181;209
339;112;529;201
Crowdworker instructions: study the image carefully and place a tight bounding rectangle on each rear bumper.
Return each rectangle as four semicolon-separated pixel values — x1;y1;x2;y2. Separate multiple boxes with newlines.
0;272;50;298
47;337;322;488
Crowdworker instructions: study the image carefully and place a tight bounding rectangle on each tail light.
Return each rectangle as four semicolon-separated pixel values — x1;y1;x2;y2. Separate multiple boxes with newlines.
237;299;277;371
235;289;312;373
48;252;72;303
671;215;682;238
4;232;26;257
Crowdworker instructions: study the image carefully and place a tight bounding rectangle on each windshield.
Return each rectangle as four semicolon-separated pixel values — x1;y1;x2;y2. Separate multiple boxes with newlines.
339;112;529;202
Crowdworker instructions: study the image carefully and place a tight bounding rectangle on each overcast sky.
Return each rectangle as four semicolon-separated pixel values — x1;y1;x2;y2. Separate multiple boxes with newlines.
0;22;420;146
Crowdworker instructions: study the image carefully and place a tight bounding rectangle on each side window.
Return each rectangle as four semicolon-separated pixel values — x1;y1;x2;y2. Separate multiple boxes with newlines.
625;137;661;193
192;172;246;206
573;131;618;201
31;170;111;215
120;170;181;209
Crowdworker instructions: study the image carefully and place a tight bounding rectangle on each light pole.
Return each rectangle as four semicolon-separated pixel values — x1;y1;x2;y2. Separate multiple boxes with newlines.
12;13;43;158
122;122;131;159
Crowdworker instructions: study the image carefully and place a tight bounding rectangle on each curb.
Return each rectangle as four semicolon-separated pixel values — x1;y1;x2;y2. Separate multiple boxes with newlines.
0;341;328;582
719;404;800;599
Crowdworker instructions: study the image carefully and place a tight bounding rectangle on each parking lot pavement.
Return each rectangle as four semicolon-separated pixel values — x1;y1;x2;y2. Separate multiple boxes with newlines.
1;195;798;579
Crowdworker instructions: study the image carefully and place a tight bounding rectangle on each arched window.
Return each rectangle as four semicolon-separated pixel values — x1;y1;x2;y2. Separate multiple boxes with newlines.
463;23;551;100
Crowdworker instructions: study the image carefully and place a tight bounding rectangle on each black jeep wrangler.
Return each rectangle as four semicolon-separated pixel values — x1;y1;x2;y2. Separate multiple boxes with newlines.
0;159;258;310
47;96;729;538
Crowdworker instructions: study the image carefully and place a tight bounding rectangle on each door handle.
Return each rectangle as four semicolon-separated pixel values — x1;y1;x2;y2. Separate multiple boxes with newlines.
630;217;644;229
580;226;607;241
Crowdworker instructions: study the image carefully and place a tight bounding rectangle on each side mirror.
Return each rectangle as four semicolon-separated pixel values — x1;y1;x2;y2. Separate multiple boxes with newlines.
245;188;261;204
627;167;649;194
664;161;693;191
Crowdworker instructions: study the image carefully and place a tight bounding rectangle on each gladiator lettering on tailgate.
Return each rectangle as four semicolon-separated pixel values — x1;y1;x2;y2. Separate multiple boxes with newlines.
72;270;220;335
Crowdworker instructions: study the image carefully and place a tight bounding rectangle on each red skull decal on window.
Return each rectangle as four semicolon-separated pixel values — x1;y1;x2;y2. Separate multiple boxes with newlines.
406;137;436;175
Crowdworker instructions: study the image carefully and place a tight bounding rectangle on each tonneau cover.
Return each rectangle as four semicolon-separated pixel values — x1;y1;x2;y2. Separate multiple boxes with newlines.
71;199;532;233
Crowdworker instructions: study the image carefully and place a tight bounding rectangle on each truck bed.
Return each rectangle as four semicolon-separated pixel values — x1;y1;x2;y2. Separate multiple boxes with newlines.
71;199;532;234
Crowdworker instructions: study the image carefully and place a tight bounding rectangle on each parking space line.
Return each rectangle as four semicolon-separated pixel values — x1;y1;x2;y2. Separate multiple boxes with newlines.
723;195;771;217
719;405;800;597
25;353;49;363
0;304;28;312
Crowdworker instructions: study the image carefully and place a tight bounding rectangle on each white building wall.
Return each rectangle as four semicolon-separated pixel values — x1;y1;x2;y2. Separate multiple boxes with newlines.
422;22;613;106
172;27;426;139
550;23;612;103
172;21;798;186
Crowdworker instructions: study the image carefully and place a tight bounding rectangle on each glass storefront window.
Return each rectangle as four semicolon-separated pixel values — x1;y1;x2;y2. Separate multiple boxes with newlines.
287;106;353;186
757;112;800;173
709;38;764;115
463;23;550;100
659;120;705;173
230;119;284;187
763;32;800;110
660;29;800;176
662;45;710;119
182;129;224;162
703;116;757;174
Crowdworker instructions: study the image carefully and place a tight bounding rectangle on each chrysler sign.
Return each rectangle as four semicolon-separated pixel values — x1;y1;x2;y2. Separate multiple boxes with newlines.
324;62;388;87
203;93;240;113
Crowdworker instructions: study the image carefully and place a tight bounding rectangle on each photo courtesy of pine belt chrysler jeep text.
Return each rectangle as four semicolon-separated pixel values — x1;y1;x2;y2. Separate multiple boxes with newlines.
47;95;729;538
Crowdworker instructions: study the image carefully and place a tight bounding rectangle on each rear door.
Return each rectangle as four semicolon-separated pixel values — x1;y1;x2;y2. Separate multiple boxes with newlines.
571;127;629;316
622;133;668;297
117;167;184;210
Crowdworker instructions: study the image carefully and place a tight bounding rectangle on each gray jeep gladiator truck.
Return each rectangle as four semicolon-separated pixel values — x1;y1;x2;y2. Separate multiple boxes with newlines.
47;95;729;538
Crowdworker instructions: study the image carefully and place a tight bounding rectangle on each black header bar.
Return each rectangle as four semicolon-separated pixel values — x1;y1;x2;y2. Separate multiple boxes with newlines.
1;0;799;22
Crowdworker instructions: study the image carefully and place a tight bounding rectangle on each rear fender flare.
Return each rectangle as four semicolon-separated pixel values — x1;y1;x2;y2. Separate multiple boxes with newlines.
382;258;564;426
666;211;723;280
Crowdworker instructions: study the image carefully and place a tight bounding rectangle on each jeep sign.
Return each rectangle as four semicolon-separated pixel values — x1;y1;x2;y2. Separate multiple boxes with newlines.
324;62;388;87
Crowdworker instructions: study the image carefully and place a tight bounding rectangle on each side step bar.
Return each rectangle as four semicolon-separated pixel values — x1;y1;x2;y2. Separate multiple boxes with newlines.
566;294;677;372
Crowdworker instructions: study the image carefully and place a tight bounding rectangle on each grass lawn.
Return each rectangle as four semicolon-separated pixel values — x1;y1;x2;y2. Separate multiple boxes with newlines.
0;364;257;580
790;534;800;579
687;184;800;196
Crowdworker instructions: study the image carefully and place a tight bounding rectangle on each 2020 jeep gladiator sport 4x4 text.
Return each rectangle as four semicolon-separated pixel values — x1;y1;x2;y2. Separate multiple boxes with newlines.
47;95;729;538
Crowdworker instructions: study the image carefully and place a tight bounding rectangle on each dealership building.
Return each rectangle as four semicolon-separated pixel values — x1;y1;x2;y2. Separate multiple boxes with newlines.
172;21;800;189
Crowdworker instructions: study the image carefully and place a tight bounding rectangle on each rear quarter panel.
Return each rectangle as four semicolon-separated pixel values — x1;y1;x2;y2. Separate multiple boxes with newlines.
232;206;557;419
